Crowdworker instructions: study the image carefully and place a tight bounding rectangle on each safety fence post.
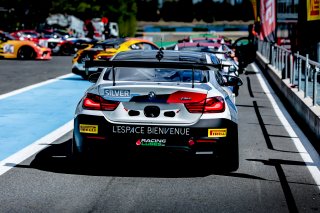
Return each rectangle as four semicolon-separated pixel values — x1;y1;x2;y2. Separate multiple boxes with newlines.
298;52;302;91
305;54;309;98
313;68;319;106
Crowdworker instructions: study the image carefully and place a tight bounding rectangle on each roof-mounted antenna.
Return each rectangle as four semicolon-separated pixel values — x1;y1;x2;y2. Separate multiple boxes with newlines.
192;66;195;88
112;66;115;86
156;48;164;62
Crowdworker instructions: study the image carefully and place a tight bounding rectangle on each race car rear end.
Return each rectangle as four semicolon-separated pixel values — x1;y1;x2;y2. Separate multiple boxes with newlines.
72;57;242;171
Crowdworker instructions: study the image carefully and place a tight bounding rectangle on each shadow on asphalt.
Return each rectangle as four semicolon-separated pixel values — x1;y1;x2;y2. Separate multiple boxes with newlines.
14;140;264;180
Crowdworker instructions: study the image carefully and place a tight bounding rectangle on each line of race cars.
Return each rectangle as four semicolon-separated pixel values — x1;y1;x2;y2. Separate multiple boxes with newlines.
70;34;256;172
1;27;255;172
0;30;52;60
0;29;96;60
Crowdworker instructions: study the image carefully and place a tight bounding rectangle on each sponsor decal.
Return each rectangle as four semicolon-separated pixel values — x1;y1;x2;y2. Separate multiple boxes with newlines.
112;126;190;136
307;0;320;21
148;91;156;101
105;89;130;97
208;128;227;137
180;97;192;101
136;139;166;147
79;124;98;134
4;44;14;54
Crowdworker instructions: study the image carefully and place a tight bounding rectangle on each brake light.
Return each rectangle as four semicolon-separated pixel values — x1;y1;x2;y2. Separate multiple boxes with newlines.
83;93;100;110
185;96;225;113
96;55;112;60
83;93;119;111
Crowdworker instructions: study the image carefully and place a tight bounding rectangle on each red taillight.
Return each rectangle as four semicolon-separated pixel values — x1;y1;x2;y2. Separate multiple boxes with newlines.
203;96;225;113
83;93;101;110
83;93;119;111
96;55;111;60
184;96;225;113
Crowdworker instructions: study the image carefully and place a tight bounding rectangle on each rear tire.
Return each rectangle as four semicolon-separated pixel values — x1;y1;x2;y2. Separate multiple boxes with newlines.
71;134;87;163
219;141;239;172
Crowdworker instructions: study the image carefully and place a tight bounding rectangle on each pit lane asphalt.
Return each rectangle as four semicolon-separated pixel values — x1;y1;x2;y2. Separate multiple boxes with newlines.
0;57;75;95
0;57;319;212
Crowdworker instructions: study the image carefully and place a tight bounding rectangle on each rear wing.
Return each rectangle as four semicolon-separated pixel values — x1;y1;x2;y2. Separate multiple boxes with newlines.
84;60;220;70
85;60;219;88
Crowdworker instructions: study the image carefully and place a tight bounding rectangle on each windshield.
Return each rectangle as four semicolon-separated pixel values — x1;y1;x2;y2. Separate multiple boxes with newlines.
103;67;208;83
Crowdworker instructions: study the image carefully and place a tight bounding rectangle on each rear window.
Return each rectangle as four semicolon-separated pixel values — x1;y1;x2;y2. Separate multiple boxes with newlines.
103;67;208;83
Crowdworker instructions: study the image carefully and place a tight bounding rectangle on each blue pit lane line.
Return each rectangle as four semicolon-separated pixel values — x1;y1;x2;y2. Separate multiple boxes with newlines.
0;75;92;161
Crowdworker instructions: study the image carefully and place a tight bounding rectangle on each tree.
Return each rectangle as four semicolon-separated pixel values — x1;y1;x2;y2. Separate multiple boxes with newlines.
137;0;160;22
0;0;138;36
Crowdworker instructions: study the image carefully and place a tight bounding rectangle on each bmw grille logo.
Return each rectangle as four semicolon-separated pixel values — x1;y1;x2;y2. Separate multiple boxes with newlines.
148;91;156;101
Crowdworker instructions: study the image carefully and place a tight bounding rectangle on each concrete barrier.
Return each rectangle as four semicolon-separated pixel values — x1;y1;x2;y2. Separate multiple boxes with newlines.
255;52;320;144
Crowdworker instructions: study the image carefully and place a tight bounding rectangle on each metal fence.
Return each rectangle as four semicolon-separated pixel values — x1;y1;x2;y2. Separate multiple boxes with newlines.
257;40;320;106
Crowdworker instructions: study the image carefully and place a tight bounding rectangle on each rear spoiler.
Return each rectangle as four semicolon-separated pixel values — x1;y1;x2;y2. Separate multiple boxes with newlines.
85;60;220;70
85;60;219;88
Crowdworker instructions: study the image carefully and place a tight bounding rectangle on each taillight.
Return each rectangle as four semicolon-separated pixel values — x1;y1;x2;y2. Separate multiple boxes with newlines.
185;96;225;113
83;93;119;111
96;55;112;60
83;93;100;110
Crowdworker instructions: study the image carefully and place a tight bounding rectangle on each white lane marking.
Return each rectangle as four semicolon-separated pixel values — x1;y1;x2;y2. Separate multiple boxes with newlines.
0;73;75;100
0;120;73;176
252;63;320;190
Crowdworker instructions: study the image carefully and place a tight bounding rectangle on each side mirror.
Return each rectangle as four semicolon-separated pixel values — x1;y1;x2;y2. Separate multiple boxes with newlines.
1;37;8;43
88;72;101;83
223;75;243;87
228;66;237;73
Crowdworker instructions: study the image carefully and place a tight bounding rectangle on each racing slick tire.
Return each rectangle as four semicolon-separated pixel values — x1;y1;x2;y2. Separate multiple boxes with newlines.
222;143;239;172
70;133;88;164
71;133;102;164
17;46;36;60
60;43;74;56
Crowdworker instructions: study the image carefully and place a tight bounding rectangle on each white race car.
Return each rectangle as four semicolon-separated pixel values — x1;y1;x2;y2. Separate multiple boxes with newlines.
72;50;243;172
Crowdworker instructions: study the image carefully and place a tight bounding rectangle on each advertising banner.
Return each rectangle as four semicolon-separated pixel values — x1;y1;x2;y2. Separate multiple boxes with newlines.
250;0;258;20
307;0;320;21
260;0;276;42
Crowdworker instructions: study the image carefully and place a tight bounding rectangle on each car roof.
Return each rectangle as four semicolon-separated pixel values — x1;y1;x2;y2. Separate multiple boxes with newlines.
112;49;214;64
176;42;222;48
94;37;157;48
96;38;127;45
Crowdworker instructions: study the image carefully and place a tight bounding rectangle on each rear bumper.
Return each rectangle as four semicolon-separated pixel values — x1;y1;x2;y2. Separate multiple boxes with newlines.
74;115;238;158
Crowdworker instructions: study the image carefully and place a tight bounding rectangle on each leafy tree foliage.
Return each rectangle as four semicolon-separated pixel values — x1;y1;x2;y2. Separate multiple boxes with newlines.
0;0;138;36
0;0;254;33
137;0;160;22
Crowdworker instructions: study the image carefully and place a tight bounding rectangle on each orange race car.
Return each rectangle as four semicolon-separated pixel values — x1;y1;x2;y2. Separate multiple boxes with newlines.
0;30;51;60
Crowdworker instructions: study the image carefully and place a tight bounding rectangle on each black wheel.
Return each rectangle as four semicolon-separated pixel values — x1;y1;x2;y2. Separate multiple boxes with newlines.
60;43;74;56
71;133;87;163
224;146;239;172
219;141;239;172
17;46;36;60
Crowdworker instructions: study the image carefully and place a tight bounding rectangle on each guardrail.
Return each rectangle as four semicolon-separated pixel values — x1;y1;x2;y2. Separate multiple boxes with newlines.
257;40;320;106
